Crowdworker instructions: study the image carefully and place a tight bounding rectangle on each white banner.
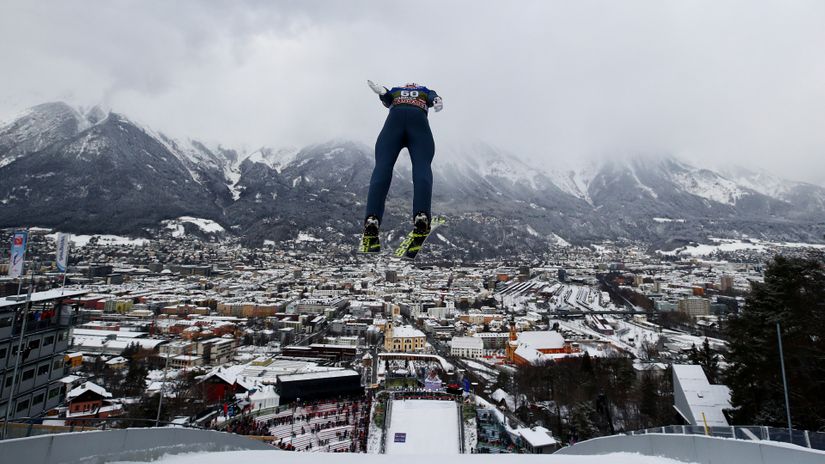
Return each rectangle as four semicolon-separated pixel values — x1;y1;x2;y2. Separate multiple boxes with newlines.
56;232;70;273
8;231;28;278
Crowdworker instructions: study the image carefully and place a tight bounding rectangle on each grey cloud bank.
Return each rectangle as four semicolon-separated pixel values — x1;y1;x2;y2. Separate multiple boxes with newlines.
1;0;823;183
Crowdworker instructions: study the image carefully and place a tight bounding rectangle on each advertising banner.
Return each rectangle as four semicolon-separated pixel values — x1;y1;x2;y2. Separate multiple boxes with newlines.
8;230;28;278
56;233;70;272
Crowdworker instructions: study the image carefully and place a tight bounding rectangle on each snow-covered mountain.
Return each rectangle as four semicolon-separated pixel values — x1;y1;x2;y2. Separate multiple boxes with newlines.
0;102;91;168
1;102;824;257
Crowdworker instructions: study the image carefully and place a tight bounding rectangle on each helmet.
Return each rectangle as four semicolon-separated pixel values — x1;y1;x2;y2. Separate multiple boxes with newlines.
404;82;420;88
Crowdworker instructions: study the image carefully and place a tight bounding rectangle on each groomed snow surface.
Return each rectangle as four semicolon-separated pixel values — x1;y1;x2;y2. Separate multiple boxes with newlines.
45;233;149;247
659;237;825;257
162;216;226;237
386;400;459;455
111;450;696;463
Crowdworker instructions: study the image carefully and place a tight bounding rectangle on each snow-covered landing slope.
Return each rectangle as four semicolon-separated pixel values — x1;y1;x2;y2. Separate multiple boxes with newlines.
110;449;696;463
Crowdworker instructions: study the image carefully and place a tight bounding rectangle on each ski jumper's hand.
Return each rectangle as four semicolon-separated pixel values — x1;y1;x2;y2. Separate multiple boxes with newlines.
367;80;387;95
433;96;443;112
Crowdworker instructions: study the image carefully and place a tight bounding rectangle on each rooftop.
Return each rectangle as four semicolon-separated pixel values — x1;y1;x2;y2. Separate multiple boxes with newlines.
0;289;89;309
672;364;731;427
391;325;425;339
517;331;565;350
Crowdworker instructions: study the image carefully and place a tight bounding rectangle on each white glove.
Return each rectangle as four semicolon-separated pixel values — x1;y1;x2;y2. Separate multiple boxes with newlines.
367;80;387;96
433;96;443;112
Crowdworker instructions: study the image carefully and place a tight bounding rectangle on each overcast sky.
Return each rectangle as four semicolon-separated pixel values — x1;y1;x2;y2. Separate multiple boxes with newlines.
1;0;824;183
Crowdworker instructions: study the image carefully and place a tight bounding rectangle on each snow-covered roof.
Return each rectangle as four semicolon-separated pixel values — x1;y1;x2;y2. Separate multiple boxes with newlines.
248;385;279;400
392;325;425;338
72;336;166;352
514;344;543;363
517;331;565;350
58;375;82;384
277;369;357;383
73;328;147;338
0;289;88;309
200;367;241;385
518;426;557;448
450;336;484;349
67;382;112;400
672;364;731;427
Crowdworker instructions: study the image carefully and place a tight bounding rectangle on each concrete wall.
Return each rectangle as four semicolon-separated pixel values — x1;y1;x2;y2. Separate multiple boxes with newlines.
0;427;274;464
555;433;825;464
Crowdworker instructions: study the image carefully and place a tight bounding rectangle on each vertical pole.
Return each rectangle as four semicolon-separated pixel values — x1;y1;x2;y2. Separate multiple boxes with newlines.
776;322;792;439
155;347;170;427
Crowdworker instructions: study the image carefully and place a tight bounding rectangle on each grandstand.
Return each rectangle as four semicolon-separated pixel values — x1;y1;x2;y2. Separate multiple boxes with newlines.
254;397;371;452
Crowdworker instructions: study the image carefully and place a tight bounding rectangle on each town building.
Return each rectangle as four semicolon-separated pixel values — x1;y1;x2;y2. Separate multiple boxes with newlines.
384;324;426;352
678;297;711;317
276;369;361;403
450;336;484;359
0;289;87;420
474;332;510;349
719;275;734;292
506;327;579;366
519;426;559;454
65;381;122;425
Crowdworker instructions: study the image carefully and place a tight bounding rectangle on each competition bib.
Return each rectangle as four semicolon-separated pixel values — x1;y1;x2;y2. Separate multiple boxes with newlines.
389;87;431;110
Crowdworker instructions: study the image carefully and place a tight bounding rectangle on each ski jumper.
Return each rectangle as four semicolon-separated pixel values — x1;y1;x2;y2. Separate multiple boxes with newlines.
365;85;439;223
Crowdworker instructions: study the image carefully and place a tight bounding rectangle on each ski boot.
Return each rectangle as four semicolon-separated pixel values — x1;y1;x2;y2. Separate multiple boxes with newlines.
359;215;381;253
395;212;434;260
413;212;431;235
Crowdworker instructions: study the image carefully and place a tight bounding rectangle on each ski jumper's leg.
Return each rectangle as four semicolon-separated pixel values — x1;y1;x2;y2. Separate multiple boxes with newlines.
406;109;435;220
365;110;405;222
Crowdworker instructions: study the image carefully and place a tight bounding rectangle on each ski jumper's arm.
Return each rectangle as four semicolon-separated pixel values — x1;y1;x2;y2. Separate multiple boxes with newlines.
380;91;394;108
426;88;443;112
367;80;393;108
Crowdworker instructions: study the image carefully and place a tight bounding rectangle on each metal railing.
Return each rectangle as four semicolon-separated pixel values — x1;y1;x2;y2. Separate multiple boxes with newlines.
0;416;202;440
380;394;392;454
629;425;825;451
212;403;291;431
457;403;465;453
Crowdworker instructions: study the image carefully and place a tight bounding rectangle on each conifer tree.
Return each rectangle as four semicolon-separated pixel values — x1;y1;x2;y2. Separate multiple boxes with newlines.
689;338;719;383
724;256;825;430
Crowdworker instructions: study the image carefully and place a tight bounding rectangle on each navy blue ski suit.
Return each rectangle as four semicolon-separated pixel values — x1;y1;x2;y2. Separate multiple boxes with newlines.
365;84;439;223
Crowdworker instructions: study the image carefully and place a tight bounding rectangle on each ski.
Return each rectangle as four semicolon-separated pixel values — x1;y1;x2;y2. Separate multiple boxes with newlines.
358;216;382;254
393;216;446;260
358;233;381;254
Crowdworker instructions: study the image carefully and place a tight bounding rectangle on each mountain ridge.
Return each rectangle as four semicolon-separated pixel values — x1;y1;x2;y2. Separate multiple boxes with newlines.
1;102;823;258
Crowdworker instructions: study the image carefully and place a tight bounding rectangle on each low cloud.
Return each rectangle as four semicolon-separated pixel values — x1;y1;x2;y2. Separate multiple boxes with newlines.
1;1;823;182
